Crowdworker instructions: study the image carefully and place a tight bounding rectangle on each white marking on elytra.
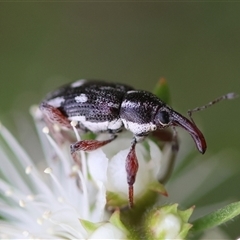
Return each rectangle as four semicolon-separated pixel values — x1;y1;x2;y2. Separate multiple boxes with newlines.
121;100;140;109
122;119;157;135
126;90;138;94
75;94;88;103
47;97;65;108
107;102;120;108
71;79;86;88
69;116;123;133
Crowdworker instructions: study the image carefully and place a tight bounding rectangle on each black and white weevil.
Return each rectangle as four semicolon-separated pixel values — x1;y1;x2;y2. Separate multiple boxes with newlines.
40;79;237;207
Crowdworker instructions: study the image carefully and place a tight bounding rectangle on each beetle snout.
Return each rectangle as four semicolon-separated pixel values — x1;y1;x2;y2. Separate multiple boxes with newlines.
171;111;207;154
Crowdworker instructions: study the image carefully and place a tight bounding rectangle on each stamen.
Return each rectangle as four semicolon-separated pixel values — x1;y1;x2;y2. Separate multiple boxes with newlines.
42;126;49;134
57;197;64;203
26;194;35;201
53;124;61;132
77;169;89;219
47;217;84;238
71;120;78;127
30;105;42;120
71;120;81;141
37;217;43;225
5;189;13;196
72;164;80;172
0;123;38;172
25;166;32;175
42;210;51;219
44;167;52;174
44;168;67;201
19;199;25;207
22;231;29;237
44;133;71;172
71;121;88;180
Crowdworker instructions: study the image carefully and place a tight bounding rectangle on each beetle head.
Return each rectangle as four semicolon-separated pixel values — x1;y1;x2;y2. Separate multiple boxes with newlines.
154;107;207;154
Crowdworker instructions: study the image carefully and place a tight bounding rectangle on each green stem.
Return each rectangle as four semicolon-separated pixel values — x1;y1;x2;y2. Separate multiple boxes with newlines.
191;201;240;233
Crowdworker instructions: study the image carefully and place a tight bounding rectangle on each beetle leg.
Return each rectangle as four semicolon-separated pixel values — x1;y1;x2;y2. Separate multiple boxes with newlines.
70;135;117;153
125;138;139;208
151;128;179;153
171;127;179;153
40;102;72;128
40;102;74;145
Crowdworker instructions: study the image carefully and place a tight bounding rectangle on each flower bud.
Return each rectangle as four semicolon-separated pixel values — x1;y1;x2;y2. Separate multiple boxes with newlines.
144;204;193;240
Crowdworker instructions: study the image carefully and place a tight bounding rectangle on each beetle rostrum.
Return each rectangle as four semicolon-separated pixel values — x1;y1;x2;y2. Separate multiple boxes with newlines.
40;79;207;207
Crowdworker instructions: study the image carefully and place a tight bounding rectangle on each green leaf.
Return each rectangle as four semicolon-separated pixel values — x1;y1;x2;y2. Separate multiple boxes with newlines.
148;181;168;196
191;201;240;233
106;191;128;208
79;219;103;234
152;77;171;105
109;210;129;234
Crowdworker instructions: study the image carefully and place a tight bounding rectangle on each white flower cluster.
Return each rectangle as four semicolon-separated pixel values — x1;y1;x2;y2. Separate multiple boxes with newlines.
0;106;164;239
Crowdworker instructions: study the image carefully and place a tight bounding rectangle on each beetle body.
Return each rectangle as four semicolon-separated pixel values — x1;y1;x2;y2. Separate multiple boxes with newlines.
44;80;133;134
40;79;207;207
41;79;206;150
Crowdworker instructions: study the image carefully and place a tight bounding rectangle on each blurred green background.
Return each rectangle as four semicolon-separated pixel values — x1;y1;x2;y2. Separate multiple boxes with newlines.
1;2;240;238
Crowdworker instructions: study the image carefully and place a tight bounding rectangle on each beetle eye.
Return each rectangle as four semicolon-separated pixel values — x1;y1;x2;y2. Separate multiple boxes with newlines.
158;110;170;125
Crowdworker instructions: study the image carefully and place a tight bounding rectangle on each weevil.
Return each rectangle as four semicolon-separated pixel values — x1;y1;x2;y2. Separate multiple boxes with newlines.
40;79;237;207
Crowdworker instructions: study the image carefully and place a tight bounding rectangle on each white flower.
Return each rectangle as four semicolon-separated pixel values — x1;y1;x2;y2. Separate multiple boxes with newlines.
87;132;166;207
1;105;233;239
0;106;164;239
0;121;127;238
